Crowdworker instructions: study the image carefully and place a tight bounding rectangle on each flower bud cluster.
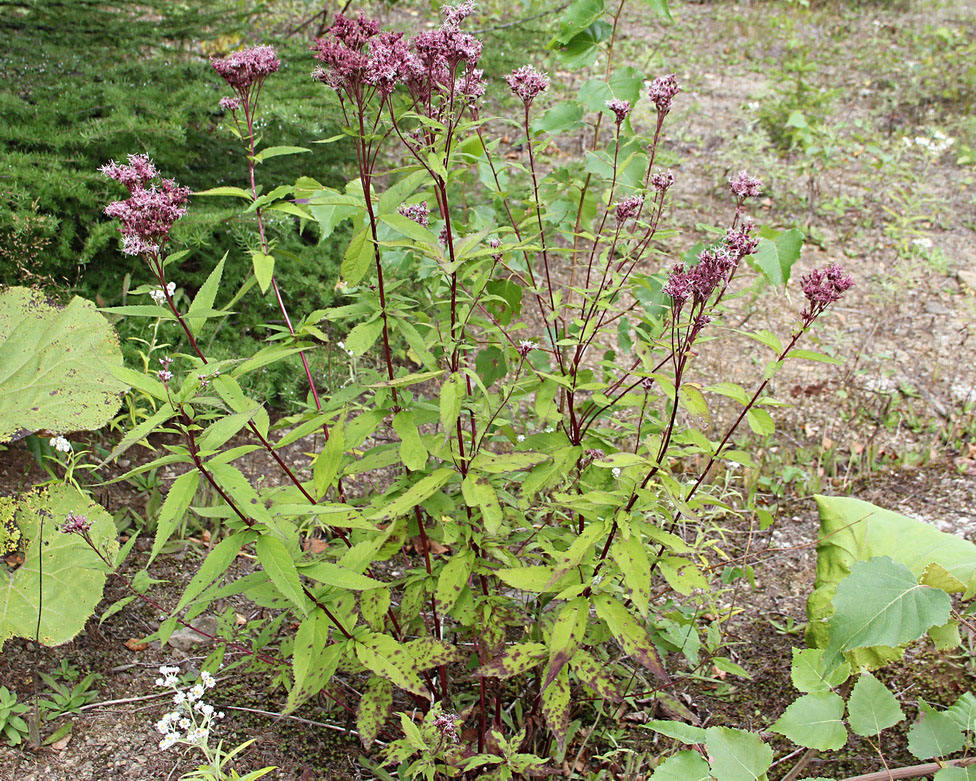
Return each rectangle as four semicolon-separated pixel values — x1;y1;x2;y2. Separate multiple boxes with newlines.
61;513;90;534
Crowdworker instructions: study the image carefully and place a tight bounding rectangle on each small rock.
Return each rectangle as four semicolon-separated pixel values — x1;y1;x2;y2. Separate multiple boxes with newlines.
924;300;950;315
166;615;218;651
958;269;976;292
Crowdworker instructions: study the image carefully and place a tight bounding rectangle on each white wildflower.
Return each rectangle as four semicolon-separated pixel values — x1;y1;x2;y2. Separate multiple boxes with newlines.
159;733;179;751
150;282;176;305
173;691;187;705
49;435;71;453
516;434;525;442
200;670;216;688
611;467;622;479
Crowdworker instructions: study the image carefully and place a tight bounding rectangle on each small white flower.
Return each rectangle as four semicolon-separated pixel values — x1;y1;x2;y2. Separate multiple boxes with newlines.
913;237;934;250
164;674;178;686
159;733;179;751
159;665;180;675
150;282;176;306
49;435;71;453
155;678;165;687
516;434;525;442
173;691;186;705
336;341;355;357
195;702;214;717
178;717;192;730
611;467;622;479
188;683;205;702
543;426;555;433
200;670;216;688
185;727;209;745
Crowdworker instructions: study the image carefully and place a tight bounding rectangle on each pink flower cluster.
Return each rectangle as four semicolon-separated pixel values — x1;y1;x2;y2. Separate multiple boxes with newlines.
651;170;675;193
506;65;549;104
648;73;680;114
101;155;190;257
211;45;280;92
62;513;91;535
801;263;853;321
729;170;763;199
606;98;631;124
398;201;431;227
614;194;644;221
312;4;483;103
663;246;736;308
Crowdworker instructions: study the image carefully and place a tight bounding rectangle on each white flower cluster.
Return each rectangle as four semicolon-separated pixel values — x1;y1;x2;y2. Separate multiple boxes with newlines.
49;435;72;453
150;281;176;305
153;666;223;752
336;340;355;357
903;129;954;156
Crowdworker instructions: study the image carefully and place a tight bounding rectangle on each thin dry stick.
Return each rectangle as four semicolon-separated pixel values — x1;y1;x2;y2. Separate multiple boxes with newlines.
838;756;976;781
220;705;388;746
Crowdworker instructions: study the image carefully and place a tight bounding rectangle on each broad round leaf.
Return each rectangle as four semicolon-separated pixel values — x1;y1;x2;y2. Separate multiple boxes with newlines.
0;485;118;648
705;726;773;781
847;672;904;737
908;705;965;760
772;691;847;751
0;287;125;442
648;750;710;780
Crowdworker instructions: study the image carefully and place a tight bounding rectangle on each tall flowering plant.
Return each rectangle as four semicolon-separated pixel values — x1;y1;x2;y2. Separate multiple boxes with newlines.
98;5;852;775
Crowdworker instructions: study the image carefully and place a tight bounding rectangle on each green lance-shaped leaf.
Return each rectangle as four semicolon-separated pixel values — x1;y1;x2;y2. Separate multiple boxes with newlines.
256;535;308;615
908;703;966;760
544;598;587;692
541;665;571;751
286;612;342;713
439;372;463;432
644;720;707;744
342;227;373;285
771;691;847;751
571;649;622;703
405;637;459;670
847;671;905;737
594;594;669;683
355;633;428;696
823;556;951;670
474;642;547;680
434;549;474;615
705;726;773;781
357;676;393;748
393;411;428;471
0;485;119;649
360;587;391;631
150;470;199;565
368;467;454;521
0;287;126;442
647;751;710;781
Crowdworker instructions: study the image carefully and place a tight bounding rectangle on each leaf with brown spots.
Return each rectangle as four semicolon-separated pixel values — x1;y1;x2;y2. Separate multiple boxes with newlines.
356;675;392;748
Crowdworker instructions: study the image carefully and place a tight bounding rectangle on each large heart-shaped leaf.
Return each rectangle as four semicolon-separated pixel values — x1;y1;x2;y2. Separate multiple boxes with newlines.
0;287;125;442
0;485;119;648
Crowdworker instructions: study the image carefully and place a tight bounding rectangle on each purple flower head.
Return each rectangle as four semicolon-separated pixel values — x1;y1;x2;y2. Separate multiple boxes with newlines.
640;377;654;392
648;73;680;114
651;170;675;194
365;31;411;94
729;170;763;200
432;711;460;744
211;45;280;92
99;154;158;190
397;201;431;227
62;513;91;535
724;221;759;261
218;96;241;112
102;157;190;258
517;339;538;357
506;65;549;104
158;369;174;383
442;1;476;32
605;98;631;124
688;247;735;301
456;68;486;100
800;263;853;321
614;194;644;221
662;262;692;306
488;236;502;262
311;14;380;93
584;448;606;461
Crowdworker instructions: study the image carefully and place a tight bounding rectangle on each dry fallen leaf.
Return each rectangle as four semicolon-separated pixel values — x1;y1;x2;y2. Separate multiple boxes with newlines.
51;735;72;751
124;638;148;652
303;537;328;554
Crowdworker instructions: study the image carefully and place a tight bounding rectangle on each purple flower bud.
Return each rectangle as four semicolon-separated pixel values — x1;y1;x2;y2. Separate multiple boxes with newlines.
662;262;691;306
218;96;241;112
158;369;173;383
517;339;537;357
432;712;460;743
614;194;644;221
651;170;675;193
729;170;763;199
211;45;280;92
605;98;631;124
397;202;431;227
640;377;654;392
62;513;91;535
800;263;853;322
506;65;549;104
648;73;680;114
724;221;759;260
